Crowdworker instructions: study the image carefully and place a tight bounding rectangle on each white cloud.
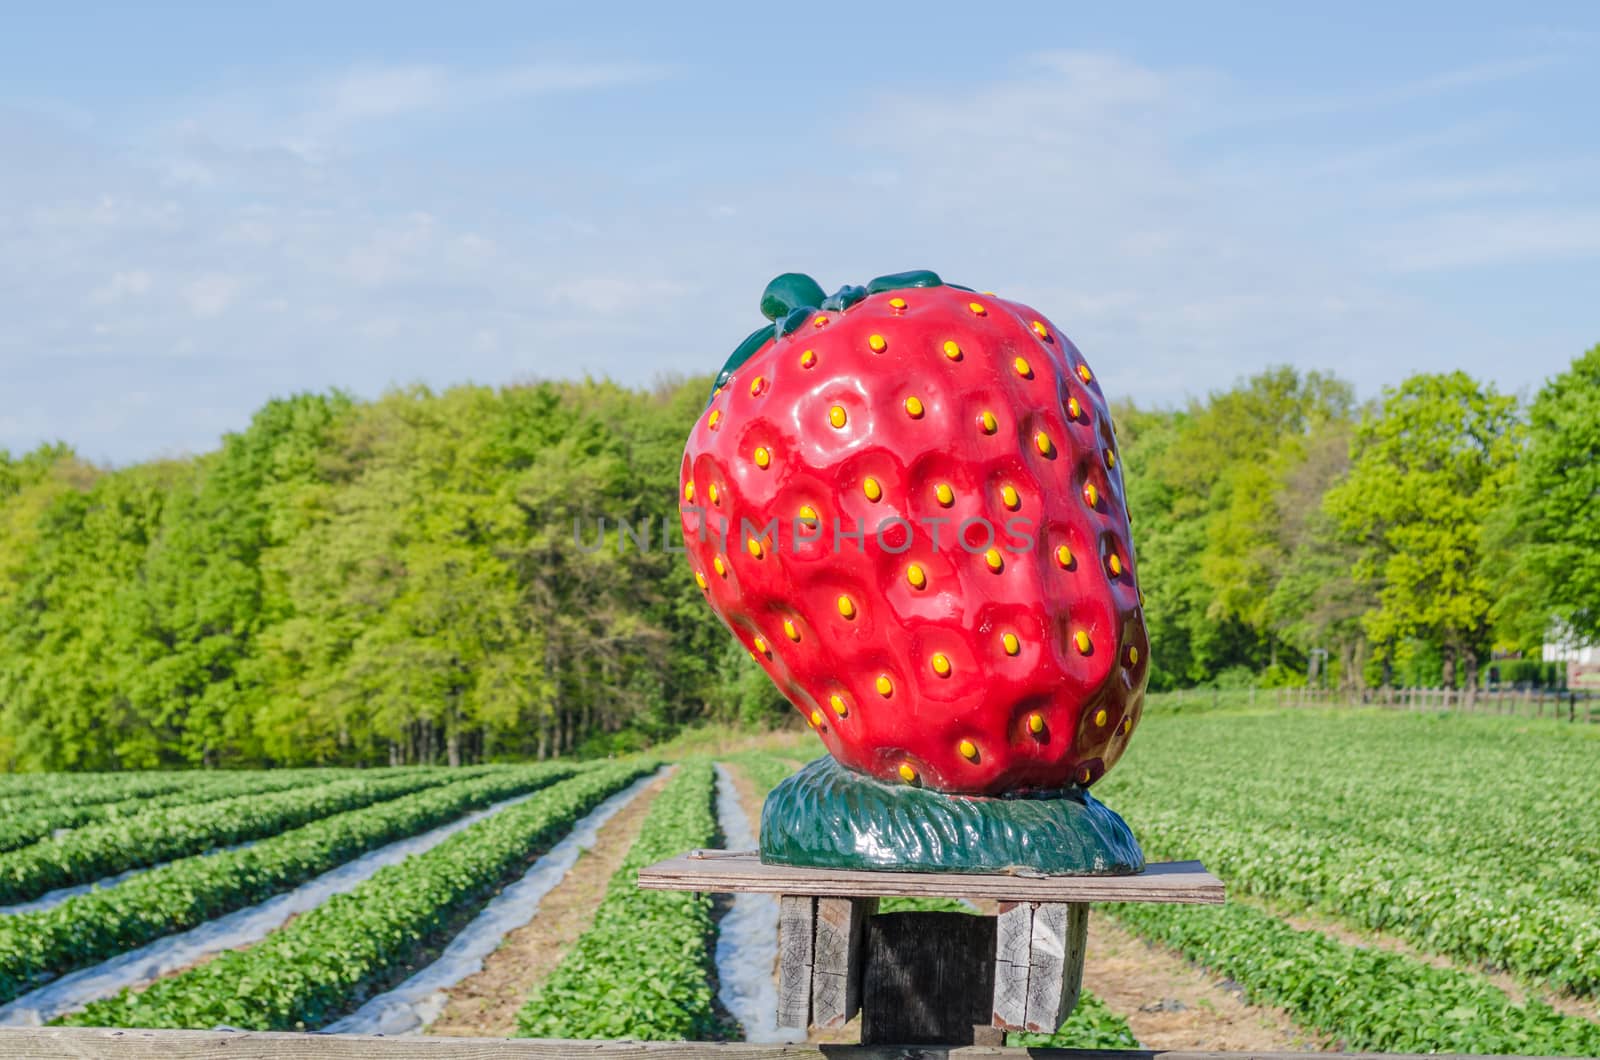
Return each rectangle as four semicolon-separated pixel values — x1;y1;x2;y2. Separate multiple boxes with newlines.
181;274;243;318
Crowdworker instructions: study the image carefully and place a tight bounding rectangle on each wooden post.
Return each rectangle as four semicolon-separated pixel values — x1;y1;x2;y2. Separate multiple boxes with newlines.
811;897;875;1028
778;896;815;1029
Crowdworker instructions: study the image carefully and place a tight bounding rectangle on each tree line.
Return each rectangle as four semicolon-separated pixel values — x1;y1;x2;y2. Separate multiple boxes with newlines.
1;345;1595;769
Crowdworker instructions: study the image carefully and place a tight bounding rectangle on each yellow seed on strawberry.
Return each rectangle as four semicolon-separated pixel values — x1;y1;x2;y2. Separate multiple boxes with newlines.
747;537;763;559
1067;396;1082;419
1084;483;1099;507
749;375;765;396
868;334;888;352
889;296;907;310
810;709;823;727
800;349;817;368
979;410;997;434
754;446;771;468
934;482;954;506
906;563;927;589
959;739;978;760
1106;449;1117;468
813;314;829;328
1002;632;1020;656
1127;645;1140;665
876;675;894;697
931;653;951;676
985;548;1004;572
898;762;917;782
708;482;720;505
1013;356;1032;378
1035;431;1053;457
1108;554;1123;576
943;339;962;360
709;410;721;429
830;693;848;716
694;571;708;590
1001;484;1020;510
1094;708;1107;727
753;636;769;656
863;477;882;502
784;619;801;642
829;405;847;429
1079;766;1092;784
1028;712;1045;734
1078;363;1093;383
798;504;819;525
905;396;924;418
683;481;695;502
713;556;727;577
1031;320;1049;339
1074;630;1092;655
968;302;986;316
1055;544;1073;568
837;595;856;619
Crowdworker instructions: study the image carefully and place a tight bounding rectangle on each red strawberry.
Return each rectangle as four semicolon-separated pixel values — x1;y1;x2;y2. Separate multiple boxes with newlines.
679;271;1147;796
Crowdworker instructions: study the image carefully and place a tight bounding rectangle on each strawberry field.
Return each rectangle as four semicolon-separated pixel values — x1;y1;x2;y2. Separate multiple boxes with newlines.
0;709;1593;1053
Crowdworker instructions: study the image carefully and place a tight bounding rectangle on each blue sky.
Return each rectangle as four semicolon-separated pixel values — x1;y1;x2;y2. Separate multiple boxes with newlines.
3;1;1597;463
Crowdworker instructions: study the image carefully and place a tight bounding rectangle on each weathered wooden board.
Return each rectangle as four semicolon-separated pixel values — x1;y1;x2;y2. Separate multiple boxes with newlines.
860;911;997;1045
991;901;1033;1029
0;1027;1559;1059
811;896;876;1028
777;894;815;1029
1023;903;1088;1033
639;851;1223;904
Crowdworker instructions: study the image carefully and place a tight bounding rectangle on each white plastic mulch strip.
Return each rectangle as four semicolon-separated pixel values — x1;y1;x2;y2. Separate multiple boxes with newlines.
711;763;787;1044
323;768;665;1036
0;840;256;918
0;791;541;1027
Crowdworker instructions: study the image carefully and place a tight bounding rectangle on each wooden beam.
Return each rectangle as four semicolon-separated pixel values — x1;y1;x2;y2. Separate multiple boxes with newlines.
810;896;875;1028
0;1027;1566;1060
776;894;815;1029
1023;903;1088;1034
991;901;1033;1030
859;911;997;1045
639;853;1223;904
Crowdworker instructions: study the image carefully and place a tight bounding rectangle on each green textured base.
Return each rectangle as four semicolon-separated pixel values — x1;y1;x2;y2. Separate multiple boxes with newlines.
759;757;1144;875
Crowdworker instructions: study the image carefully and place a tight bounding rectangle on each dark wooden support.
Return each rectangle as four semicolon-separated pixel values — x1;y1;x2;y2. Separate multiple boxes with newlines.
860;912;996;1045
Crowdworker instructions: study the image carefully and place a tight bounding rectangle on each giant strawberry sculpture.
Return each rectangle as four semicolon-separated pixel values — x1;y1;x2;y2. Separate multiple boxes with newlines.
681;271;1146;873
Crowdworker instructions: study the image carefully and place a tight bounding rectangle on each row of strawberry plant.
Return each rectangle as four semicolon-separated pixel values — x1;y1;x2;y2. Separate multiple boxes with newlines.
516;760;726;1040
0;768;466;903
1108;900;1600;1056
62;761;654;1030
1100;711;1600;996
0;771;212;815
0;768;373;853
0;764;575;1005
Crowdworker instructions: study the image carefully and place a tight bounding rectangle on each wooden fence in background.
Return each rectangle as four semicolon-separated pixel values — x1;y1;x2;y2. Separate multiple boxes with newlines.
1275;684;1597;723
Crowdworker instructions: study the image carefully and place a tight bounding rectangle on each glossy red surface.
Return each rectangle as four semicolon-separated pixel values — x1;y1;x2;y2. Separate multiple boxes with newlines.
680;283;1147;795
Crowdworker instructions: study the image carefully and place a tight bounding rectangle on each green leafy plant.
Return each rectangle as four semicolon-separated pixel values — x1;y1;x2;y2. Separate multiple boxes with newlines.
60;761;651;1030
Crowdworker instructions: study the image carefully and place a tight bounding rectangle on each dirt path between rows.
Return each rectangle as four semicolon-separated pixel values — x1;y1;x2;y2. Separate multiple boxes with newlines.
424;771;671;1038
1090;915;1328;1051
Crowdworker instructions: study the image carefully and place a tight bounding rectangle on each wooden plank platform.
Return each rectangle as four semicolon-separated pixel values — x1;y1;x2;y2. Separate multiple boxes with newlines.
638;851;1223;904
0;1027;1562;1060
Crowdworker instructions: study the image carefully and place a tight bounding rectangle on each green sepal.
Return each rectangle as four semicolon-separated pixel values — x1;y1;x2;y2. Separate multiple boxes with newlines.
866;269;944;293
760;273;828;322
710;324;776;402
778;306;814;336
820;284;868;312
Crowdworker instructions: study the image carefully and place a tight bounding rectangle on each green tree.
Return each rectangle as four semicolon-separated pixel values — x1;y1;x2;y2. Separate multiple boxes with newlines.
1324;372;1520;695
1489;344;1600;651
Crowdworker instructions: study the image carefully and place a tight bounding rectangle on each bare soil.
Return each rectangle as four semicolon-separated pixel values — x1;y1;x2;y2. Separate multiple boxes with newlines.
424;772;670;1038
1088;915;1329;1051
